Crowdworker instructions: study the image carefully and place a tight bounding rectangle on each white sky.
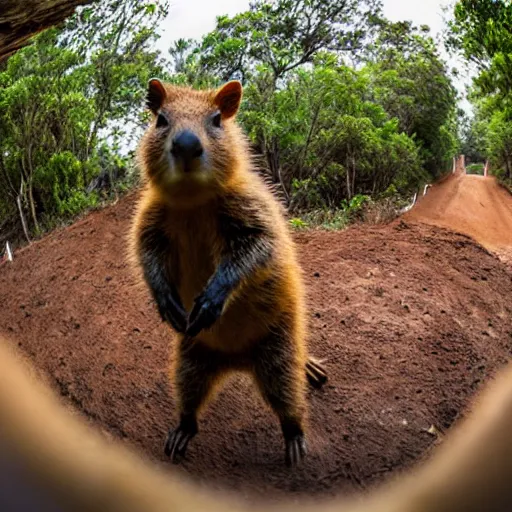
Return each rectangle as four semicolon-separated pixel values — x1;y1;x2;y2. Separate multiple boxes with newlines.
156;0;472;113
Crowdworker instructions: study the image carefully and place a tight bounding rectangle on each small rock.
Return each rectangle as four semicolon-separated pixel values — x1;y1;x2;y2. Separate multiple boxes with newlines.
426;424;443;438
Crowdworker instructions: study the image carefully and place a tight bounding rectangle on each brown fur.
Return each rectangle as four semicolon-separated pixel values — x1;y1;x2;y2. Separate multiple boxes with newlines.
129;80;324;465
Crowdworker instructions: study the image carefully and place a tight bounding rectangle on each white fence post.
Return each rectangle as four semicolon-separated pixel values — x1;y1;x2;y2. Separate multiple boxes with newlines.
5;242;13;262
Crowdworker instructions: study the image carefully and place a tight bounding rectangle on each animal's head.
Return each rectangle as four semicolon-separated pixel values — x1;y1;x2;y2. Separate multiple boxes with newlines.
138;79;246;201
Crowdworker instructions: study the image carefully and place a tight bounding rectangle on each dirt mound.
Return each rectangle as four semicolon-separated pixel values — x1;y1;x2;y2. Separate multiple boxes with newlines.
405;172;512;262
1;193;512;502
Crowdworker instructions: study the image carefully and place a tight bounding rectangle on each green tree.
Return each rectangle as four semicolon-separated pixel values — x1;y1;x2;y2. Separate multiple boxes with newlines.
241;56;423;210
448;0;512;180
0;0;168;245
367;19;458;175
186;0;382;186
0;29;94;238
63;0;170;152
171;2;454;210
199;0;381;84
486;109;512;179
447;0;512;107
459;113;486;165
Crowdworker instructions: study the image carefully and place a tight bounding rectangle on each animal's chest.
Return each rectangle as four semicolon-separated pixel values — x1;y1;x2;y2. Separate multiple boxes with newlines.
165;211;220;310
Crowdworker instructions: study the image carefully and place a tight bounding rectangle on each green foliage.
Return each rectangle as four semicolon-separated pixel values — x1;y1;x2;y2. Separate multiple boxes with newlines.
175;3;456;216
197;0;381;83
0;0;168;245
35;152;85;216
466;163;485;176
367;19;458;175
485;109;512;178
341;194;370;215
299;209;351;231
238;58;426;212
449;1;512;180
447;0;512;106
289;217;308;230
1;0;462;243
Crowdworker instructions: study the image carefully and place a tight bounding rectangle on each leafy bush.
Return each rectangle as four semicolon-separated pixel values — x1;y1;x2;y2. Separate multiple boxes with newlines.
289;218;309;230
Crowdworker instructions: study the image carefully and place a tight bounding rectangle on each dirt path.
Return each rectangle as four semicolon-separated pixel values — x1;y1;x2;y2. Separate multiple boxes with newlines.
405;170;512;263
1;192;512;503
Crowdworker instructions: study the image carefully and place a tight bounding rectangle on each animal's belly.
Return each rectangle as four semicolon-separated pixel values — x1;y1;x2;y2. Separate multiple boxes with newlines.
197;291;281;353
175;252;216;312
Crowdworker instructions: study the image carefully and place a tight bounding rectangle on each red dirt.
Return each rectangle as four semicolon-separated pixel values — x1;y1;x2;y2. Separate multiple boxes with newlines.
405;170;512;263
1;190;512;503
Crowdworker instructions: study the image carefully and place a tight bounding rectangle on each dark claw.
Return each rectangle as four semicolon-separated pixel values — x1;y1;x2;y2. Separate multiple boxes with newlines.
156;292;187;333
306;357;327;389
162;308;187;334
164;425;196;463
285;434;307;467
186;293;224;337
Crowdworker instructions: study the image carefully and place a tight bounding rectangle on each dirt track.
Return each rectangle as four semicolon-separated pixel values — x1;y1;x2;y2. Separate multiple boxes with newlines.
405;170;512;263
1;184;512;502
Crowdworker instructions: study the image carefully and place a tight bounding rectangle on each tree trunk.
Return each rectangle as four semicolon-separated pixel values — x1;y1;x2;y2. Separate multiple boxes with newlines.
0;153;17;198
16;182;31;243
351;155;356;198
25;142;40;233
346;154;352;200
265;138;289;203
0;0;91;61
27;178;40;234
298;104;321;179
266;143;279;183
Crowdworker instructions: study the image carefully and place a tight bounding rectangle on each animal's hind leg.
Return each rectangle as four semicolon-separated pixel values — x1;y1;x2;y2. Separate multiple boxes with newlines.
253;319;308;468
306;356;327;389
165;337;224;464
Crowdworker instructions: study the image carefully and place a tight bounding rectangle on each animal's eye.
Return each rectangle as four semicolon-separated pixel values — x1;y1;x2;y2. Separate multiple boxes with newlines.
156;113;169;128
212;111;222;128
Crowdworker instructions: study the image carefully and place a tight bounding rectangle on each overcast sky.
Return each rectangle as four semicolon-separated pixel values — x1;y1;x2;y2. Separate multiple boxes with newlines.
155;0;471;113
157;0;454;44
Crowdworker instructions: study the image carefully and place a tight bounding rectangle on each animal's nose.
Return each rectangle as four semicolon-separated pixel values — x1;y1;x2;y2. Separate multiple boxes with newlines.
171;130;203;162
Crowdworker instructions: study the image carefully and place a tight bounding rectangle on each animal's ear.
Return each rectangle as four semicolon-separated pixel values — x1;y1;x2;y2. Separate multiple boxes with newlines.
146;78;167;114
214;81;243;119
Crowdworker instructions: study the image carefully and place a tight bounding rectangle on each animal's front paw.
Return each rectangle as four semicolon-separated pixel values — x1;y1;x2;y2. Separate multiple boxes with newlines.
186;288;226;337
156;292;187;333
